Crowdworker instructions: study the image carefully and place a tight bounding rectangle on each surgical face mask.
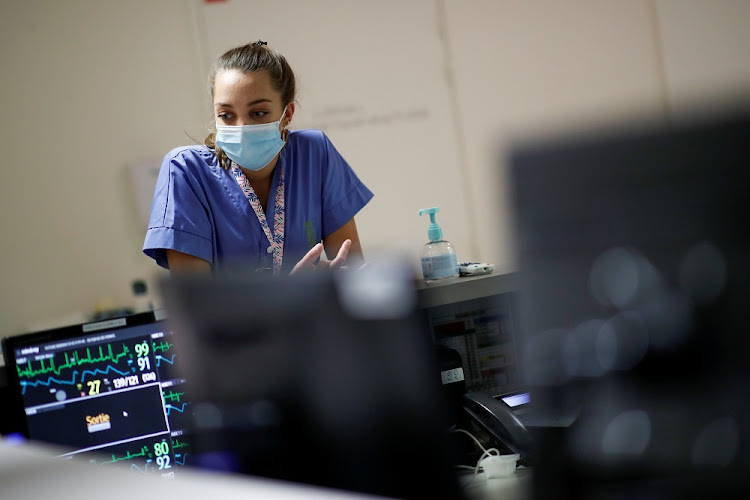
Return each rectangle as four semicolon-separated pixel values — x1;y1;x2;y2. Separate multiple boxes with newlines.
215;106;288;171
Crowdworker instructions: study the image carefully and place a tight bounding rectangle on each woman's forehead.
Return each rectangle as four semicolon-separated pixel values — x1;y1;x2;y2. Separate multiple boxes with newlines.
214;69;278;101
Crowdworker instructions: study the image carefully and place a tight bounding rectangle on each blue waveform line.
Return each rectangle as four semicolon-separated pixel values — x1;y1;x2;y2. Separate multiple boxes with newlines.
128;460;155;474
175;453;189;466
21;365;130;394
155;354;177;367
166;403;188;415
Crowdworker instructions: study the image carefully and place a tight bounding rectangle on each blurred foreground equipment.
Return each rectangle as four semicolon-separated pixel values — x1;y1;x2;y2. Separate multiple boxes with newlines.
510;109;750;499
160;257;465;500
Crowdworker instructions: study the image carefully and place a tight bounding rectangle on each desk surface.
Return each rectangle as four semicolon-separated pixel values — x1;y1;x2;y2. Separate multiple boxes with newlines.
416;272;519;308
460;466;533;500
0;439;384;500
1;438;532;500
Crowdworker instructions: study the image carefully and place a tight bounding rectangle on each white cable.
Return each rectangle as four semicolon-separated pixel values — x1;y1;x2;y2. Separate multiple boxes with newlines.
450;428;501;476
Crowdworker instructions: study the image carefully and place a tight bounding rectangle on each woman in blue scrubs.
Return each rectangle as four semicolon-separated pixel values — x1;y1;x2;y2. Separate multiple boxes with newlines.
143;41;373;274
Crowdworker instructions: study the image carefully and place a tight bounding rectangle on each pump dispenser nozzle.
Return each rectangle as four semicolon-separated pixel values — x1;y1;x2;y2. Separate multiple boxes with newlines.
419;207;443;242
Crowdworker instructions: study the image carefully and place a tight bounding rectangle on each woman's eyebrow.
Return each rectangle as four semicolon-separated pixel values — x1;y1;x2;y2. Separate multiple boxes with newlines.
246;98;272;106
215;98;272;108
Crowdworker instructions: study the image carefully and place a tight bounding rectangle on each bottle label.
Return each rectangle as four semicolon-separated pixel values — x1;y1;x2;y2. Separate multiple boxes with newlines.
421;254;459;280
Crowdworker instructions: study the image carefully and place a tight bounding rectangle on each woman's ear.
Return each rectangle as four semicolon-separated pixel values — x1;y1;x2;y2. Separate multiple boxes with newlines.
283;101;296;128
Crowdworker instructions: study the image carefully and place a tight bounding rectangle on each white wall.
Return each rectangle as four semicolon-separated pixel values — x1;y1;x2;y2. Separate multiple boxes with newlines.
1;0;749;337
443;0;669;272
655;0;750;120
0;0;206;334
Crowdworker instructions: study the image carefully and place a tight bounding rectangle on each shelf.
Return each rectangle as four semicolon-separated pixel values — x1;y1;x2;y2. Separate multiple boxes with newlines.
416;272;519;309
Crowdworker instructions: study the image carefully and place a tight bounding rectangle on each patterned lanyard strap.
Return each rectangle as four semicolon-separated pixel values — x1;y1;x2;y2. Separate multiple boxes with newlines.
231;163;285;275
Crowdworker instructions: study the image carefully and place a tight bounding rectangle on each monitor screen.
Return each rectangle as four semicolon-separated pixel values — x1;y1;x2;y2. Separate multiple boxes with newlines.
500;392;530;408
510;110;750;498
1;311;191;479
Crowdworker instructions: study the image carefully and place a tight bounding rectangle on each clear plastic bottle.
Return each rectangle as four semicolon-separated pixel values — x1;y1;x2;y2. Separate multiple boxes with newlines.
419;207;459;281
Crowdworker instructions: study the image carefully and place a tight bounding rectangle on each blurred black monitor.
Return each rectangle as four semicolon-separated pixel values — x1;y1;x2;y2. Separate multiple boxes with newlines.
510;110;750;499
160;258;464;500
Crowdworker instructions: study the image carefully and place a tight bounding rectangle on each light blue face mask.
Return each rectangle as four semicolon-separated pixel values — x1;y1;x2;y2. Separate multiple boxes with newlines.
215;106;288;171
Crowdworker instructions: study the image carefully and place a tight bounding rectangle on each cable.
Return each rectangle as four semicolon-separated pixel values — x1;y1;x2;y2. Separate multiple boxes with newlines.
451;427;501;477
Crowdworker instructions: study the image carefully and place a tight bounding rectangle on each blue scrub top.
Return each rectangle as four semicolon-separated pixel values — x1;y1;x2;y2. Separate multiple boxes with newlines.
143;129;374;273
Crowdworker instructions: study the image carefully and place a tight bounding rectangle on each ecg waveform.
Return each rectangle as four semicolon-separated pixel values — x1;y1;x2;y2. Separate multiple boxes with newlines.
20;365;130;394
163;390;185;402
17;344;131;379
152;340;174;353
172;439;189;450
105;445;151;464
151;333;183;387
163;383;193;433
88;437;176;476
165;403;189;415
155;354;176;367
174;453;189;466
17;337;156;407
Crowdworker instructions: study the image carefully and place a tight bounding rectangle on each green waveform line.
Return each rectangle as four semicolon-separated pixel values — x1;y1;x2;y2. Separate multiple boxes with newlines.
163;390;185;402
152;341;174;352
17;343;132;379
105;445;151;464
172;439;189;450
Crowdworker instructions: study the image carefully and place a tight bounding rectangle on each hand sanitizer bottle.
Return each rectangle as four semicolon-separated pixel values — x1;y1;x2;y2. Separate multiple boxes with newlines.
419;207;459;281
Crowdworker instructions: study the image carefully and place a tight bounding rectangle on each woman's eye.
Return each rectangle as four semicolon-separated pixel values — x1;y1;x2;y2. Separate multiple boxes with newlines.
217;112;232;120
252;111;268;118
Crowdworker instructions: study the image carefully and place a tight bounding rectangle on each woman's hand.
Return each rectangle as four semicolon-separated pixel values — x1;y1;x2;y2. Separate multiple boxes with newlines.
290;239;351;275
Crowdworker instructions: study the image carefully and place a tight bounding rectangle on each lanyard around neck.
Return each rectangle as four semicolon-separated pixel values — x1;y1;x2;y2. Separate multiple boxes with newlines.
230;163;285;275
